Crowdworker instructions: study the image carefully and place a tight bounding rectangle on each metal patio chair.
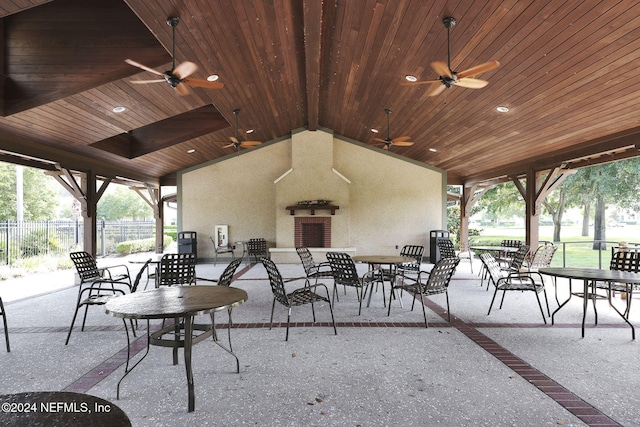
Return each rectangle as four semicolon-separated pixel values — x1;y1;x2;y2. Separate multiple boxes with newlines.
326;252;377;315
210;237;235;266
483;251;550;324
261;257;336;341
65;259;152;345
69;251;131;289
436;238;473;273
388;257;459;328
207;257;244;351
590;250;640;319
296;246;334;287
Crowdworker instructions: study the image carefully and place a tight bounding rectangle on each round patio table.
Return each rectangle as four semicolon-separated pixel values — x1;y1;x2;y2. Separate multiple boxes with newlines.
105;285;248;412
539;267;640;339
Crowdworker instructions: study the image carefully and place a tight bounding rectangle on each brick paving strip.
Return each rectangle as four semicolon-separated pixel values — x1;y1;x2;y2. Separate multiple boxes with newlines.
9;261;622;427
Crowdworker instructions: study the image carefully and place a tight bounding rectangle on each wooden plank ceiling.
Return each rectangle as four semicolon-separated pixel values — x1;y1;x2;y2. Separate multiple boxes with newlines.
0;0;638;186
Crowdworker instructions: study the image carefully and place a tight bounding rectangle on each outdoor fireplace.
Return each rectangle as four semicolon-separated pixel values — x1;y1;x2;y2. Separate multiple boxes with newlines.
294;217;331;248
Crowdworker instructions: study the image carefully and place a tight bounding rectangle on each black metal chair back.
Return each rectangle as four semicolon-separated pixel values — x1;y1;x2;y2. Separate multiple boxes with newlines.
155;253;196;287
506;245;530;272
296;247;333;281
217;258;244;287
326;252;360;288
436;238;456;259
70;251;103;283
423;257;459;296
480;253;503;290
261;257;291;307
610;251;640;272
247;238;267;262
399;245;424;271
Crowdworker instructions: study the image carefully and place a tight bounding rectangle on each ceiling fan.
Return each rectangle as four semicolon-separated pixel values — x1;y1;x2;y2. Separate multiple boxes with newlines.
371;109;414;150
403;17;499;96
125;17;224;96
222;109;262;151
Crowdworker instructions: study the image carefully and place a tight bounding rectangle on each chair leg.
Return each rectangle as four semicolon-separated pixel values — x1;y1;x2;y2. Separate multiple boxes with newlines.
80;303;91;331
419;294;428;328
534;291;547;324
269;298;276;330
488;288;500;315
1;299;9;352
65;301;84;345
445;291;451;322
323;287;337;336
285;308;292;341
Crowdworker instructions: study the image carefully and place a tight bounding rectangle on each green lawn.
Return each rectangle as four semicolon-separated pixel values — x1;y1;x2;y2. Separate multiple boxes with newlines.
468;225;640;268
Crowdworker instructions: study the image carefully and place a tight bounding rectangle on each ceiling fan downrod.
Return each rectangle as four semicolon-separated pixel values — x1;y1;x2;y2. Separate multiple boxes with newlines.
443;17;457;72
167;17;180;72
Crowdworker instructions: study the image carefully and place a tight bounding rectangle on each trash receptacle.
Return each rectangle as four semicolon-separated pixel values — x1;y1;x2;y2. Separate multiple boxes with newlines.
429;230;449;263
178;231;197;259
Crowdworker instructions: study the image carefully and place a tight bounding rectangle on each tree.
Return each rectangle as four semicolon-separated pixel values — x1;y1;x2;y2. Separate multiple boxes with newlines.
567;158;640;249
97;185;153;220
0;163;58;220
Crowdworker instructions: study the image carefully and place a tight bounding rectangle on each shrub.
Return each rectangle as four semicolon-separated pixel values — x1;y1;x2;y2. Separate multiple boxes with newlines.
116;235;174;255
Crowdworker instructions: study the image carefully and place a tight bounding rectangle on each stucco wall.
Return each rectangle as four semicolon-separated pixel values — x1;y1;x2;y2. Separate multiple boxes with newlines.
179;128;445;261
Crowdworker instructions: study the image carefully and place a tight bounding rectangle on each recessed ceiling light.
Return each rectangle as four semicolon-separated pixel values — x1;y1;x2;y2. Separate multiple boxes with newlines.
405;75;417;82
370;128;379;133
429;148;437;152
112;106;126;113
187;149;196;154
207;74;219;81
245;129;254;134
496;106;509;113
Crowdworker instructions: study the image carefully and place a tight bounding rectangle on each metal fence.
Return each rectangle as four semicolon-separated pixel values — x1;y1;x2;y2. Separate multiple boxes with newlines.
0;220;155;266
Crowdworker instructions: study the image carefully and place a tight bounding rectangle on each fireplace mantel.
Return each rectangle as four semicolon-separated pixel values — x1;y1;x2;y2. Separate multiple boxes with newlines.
285;204;339;215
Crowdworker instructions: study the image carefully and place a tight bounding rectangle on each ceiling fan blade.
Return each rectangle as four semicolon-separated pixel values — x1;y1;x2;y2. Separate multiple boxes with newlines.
173;61;198;79
382;145;390;150
174;82;191;96
456;77;489;89
431;61;452;78
392;136;411;143
393;141;414;147
427;82;447;96
125;59;164;76
230;136;239;143
401;79;440;86
373;137;388;143
130;79;166;84
457;60;500;79
222;143;235;148
182;77;224;89
240;141;262;147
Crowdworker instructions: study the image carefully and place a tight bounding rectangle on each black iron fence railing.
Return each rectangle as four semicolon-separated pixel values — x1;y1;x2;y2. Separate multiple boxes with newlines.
0;220;155;266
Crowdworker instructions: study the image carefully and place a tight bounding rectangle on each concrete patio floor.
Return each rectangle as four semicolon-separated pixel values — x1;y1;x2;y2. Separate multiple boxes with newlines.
1;255;639;426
